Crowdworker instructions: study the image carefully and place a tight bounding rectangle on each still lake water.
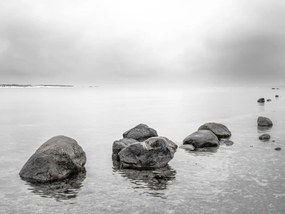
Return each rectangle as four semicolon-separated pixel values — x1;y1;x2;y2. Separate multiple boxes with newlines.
0;86;284;214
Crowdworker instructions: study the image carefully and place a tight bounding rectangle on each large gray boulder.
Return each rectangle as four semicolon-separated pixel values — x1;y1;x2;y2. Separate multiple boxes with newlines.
257;116;273;127
19;135;86;183
198;122;231;139
118;136;177;169
112;138;138;161
123;124;158;142
183;130;219;148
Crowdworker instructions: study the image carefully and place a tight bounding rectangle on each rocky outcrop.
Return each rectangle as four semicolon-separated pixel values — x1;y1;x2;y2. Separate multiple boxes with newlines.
198;122;231;139
183;130;219;148
123;124;158;142
257;117;273;127
19;135;86;183
118;136;177;169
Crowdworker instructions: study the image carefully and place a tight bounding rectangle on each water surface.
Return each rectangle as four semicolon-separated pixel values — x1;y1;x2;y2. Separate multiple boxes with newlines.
0;86;284;214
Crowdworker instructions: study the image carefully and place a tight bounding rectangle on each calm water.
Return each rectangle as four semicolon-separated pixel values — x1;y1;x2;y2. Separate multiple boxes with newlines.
0;86;284;214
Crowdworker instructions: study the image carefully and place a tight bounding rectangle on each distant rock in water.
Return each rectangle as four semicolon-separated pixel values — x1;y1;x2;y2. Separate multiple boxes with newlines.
257;117;273;127
198;122;231;139
275;147;281;151
118;136;177;169
112;138;138;161
257;98;265;103
19;135;86;183
259;134;271;141
183;130;219;148
123;124;158;142
275;95;279;98
267;99;271;102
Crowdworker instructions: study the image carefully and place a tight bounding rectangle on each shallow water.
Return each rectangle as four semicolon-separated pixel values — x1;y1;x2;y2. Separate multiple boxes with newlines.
0;86;284;214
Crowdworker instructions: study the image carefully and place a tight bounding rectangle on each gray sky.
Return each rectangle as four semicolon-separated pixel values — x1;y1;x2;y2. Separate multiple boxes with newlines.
0;0;284;85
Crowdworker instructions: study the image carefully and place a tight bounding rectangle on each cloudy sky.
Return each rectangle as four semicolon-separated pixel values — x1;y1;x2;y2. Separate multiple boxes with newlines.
0;0;284;85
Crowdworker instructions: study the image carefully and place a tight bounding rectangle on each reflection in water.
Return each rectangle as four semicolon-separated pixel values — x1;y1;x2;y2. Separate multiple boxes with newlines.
25;172;86;201
113;164;176;198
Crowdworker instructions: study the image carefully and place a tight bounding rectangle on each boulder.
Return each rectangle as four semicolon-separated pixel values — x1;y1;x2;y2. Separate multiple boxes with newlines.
198;122;231;139
257;98;265;103
19;135;86;183
112;138;138;160
257;117;273;127
259;134;271;141
123;124;158;142
183;130;219;148
118;136;177;169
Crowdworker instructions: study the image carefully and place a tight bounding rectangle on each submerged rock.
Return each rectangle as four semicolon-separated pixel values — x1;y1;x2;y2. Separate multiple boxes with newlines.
183;130;219;148
259;134;271;141
19;135;86;183
257;98;265;103
220;139;234;146
275;147;281;151
118;136;177;169
257;117;273;127
198;122;231;139
267;99;271;102
123;124;158;142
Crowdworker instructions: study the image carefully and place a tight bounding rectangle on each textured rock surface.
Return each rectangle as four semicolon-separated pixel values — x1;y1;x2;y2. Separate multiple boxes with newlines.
220;139;234;146
198;122;231;139
259;134;271;141
118;136;177;169
183;130;219;148
257;117;273;127
19;135;86;183
112;138;138;161
123;124;158;142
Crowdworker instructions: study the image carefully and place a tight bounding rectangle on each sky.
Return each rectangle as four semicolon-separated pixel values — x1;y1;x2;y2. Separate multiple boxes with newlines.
0;0;285;86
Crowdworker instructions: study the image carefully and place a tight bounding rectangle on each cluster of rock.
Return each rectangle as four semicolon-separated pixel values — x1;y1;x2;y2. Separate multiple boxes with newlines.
181;122;233;150
112;124;177;169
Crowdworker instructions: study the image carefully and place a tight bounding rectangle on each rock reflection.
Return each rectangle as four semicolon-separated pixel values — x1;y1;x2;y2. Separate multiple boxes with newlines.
25;172;86;201
257;126;272;132
113;165;176;197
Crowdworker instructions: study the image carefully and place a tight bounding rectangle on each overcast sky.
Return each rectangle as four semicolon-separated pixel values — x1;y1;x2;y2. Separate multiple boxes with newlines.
0;0;284;85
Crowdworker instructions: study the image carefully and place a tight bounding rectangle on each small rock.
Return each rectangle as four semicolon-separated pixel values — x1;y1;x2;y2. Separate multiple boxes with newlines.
198;122;231;139
257;116;273;127
220;139;234;146
259;134;271;141
257;98;265;103
275;147;281;151
272;140;275;142
112;138;138;160
267;99;271;102
275;95;279;98
123;124;158;142
272;88;275;90
183;130;219;148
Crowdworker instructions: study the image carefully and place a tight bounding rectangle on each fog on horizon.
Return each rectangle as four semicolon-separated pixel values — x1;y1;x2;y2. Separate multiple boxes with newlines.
0;0;285;86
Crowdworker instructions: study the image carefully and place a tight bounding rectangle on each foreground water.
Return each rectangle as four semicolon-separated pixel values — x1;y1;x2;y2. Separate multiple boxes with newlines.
0;86;284;214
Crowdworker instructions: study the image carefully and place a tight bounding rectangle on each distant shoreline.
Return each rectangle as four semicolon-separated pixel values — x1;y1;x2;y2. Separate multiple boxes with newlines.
0;84;74;88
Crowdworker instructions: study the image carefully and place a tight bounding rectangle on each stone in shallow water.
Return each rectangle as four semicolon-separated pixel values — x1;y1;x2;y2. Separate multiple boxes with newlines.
220;139;234;146
198;122;231;139
257;116;273;127
275;147;281;151
123;123;158;142
118;136;177;169
112;138;138;160
183;130;219;148
19;135;86;183
259;134;271;141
